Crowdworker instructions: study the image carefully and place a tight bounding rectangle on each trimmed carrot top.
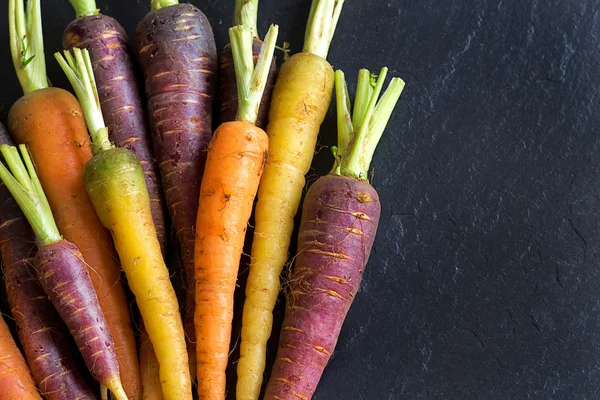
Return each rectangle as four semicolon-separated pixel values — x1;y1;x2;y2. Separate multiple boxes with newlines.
55;48;113;154
333;68;406;180
229;23;279;124
150;0;178;11
234;0;259;37
68;0;100;18
303;0;345;58
0;145;60;246
9;0;49;94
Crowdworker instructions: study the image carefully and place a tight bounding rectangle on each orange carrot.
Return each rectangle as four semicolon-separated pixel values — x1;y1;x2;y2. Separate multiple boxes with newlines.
0;314;41;400
8;0;141;397
194;24;278;399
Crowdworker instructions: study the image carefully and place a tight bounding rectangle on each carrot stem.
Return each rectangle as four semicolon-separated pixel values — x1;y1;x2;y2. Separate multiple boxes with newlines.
150;0;178;11
230;24;279;124
234;0;259;37
303;0;345;58
55;48;113;154
337;67;406;180
68;0;99;18
8;0;49;94
0;144;61;246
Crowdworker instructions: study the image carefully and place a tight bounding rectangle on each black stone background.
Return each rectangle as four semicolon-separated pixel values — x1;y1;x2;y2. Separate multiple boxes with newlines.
1;0;600;399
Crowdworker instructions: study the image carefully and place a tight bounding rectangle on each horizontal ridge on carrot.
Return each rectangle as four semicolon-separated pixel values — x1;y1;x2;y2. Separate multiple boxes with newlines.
63;0;166;263
135;0;218;376
237;1;344;398
0;144;127;400
8;2;139;397
219;0;277;128
194;23;278;400
56;47;192;400
0;313;40;400
264;67;405;399
0;124;95;400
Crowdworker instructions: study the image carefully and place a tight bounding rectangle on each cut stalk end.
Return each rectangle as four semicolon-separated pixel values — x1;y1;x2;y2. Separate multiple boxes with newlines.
150;0;178;11
68;0;99;18
55;48;113;154
230;24;279;125
9;0;49;94
335;67;406;181
0;144;61;246
234;0;259;38
303;0;345;58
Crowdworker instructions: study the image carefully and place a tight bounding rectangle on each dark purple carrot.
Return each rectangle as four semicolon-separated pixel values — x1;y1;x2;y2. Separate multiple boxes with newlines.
219;0;277;128
0;144;127;400
264;68;405;400
0;124;95;400
135;0;217;378
63;0;166;258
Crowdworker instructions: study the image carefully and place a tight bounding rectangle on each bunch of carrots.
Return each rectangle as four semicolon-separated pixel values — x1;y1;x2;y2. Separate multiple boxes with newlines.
0;0;405;399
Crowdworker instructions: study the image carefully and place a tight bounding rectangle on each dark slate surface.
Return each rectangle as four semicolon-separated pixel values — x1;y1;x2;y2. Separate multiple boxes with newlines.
1;0;599;399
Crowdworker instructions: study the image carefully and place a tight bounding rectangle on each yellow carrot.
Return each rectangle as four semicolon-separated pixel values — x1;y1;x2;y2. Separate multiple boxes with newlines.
237;1;343;399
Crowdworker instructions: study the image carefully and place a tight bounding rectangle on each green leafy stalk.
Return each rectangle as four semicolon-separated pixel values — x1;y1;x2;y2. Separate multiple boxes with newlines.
9;0;49;94
336;67;406;180
303;0;345;58
151;0;178;11
230;24;279;125
0;144;61;246
234;0;259;38
55;48;113;155
69;0;99;18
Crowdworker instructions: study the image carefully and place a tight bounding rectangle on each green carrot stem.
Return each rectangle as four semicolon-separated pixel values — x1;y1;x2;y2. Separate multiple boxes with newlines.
331;70;353;174
151;0;178;11
9;0;49;94
230;24;279;125
69;0;99;18
303;0;344;59
337;67;406;180
55;48;113;154
352;69;374;130
234;0;259;38
0;145;61;246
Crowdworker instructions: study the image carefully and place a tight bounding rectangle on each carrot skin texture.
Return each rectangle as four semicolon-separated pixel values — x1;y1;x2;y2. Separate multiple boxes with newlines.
195;121;268;399
139;322;163;400
238;52;333;398
135;3;217;375
84;148;192;400
264;175;381;400
0;315;41;400
0;125;95;400
35;240;120;386
219;38;277;128
63;14;167;258
8;87;140;399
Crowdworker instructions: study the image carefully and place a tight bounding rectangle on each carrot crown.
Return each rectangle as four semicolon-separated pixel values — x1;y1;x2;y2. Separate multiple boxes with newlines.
234;0;259;38
303;0;344;59
230;23;279;125
9;0;49;94
333;68;406;180
0;145;61;246
55;48;113;155
69;0;100;18
150;0;178;11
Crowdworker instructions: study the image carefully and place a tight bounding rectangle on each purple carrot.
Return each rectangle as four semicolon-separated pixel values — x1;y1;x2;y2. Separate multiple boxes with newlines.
219;0;277;128
63;0;166;256
265;68;405;399
135;0;217;376
0;144;127;400
0;124;95;400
